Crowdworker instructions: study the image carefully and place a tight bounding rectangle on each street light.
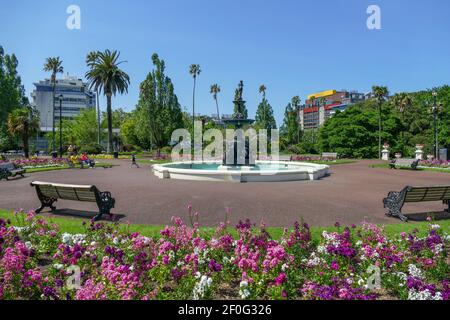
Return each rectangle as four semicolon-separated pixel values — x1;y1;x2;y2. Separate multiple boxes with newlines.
58;94;63;158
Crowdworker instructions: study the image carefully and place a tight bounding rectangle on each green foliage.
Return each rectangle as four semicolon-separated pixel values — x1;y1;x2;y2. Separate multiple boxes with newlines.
255;98;277;131
79;143;103;155
0;46;29;151
280;103;299;148
134;53;183;151
85;49;130;154
318;103;402;158
7;107;40;158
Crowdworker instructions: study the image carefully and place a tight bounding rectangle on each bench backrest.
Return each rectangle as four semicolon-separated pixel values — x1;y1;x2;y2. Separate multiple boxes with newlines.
31;181;98;203
395;159;418;165
404;186;450;203
0;162;16;171
322;152;338;159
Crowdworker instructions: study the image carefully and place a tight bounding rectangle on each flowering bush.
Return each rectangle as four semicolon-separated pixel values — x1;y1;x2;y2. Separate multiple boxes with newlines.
291;155;337;162
0;209;449;300
419;159;450;169
0;157;67;169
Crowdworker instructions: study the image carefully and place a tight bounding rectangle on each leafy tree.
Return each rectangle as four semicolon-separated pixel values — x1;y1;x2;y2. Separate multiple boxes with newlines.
135;53;183;154
280;103;299;148
43;56;64;151
85;49;130;154
318;103;402;158
0;46;28;151
7;107;40;158
255;85;277;132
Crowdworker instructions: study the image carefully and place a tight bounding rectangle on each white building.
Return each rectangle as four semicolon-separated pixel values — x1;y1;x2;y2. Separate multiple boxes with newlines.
31;75;96;150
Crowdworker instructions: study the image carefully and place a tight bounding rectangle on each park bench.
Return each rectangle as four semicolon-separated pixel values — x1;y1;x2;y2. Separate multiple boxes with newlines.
30;181;116;221
321;152;338;160
383;185;450;222
389;158;420;170
0;162;25;181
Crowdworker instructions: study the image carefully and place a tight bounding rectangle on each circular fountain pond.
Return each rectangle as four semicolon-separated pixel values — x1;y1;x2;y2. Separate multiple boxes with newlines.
153;161;330;183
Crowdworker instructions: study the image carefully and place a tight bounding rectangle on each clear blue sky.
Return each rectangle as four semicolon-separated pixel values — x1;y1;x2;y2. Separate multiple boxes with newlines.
1;0;449;125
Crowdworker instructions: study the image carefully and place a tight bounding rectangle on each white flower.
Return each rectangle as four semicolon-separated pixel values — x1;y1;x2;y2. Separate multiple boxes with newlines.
62;233;72;245
25;241;33;249
281;263;289;271
239;288;251;299
113;237;120;245
408;264;424;279
239;281;248;288
53;263;64;270
408;289;442;300
430;224;441;230
192;275;213;300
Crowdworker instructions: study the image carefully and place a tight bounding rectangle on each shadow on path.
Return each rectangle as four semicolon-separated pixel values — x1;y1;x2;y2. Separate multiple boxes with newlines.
42;209;126;222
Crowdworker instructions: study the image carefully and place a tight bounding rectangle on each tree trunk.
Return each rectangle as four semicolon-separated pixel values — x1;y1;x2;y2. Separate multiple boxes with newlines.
215;98;220;122
106;93;113;154
192;77;196;159
51;78;56;152
23;122;29;158
378;104;382;159
97;90;101;145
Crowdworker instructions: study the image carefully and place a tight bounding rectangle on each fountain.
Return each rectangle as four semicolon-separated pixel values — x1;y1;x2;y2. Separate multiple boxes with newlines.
153;81;330;182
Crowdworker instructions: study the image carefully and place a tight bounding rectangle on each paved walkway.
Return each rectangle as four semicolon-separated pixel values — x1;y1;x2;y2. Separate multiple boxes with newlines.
1;160;449;227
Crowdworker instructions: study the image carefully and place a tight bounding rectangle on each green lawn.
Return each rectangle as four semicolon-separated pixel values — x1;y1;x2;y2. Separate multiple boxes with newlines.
1;209;449;240
25;162;116;173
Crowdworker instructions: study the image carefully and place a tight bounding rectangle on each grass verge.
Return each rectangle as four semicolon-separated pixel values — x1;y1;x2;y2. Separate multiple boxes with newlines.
25;163;116;173
1;209;449;240
370;162;450;173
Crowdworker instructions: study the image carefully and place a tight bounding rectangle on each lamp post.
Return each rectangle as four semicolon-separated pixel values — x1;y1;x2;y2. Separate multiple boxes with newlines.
58;94;63;158
432;91;438;159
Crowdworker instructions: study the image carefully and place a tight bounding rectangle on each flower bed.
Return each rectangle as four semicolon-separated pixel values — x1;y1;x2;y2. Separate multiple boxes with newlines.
0;158;67;169
0;210;449;300
419;160;450;169
291;155;337;162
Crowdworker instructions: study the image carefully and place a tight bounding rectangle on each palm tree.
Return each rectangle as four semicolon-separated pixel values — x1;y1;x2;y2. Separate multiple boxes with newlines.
189;64;201;157
259;85;267;99
391;93;412;154
189;64;201;122
43;57;63;152
372;85;389;159
7;107;40;158
210;84;221;122
259;85;268;125
86;51;101;145
85;50;130;154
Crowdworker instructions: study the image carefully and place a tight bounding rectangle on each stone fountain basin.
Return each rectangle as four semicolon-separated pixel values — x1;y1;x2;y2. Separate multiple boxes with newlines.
152;161;330;183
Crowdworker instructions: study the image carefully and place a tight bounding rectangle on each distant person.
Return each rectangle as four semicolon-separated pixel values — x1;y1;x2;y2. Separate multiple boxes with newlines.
131;154;139;168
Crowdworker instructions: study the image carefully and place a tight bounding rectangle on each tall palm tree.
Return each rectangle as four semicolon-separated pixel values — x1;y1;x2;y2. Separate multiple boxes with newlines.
259;85;267;99
85;50;130;154
372;85;389;159
86;51;101;145
189;64;201;122
43;57;63;152
210;84;221;122
189;64;201;157
259;85;268;125
7;107;40;158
